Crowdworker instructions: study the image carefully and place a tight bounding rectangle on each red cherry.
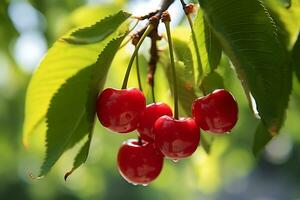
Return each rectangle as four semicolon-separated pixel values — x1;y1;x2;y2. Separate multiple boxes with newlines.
137;103;173;142
96;88;146;133
154;116;200;160
192;89;238;133
117;139;164;185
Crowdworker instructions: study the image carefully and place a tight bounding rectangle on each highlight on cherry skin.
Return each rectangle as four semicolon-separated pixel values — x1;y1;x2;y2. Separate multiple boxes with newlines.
96;88;146;133
117;139;164;185
192;89;238;133
154;115;201;160
137;102;173;142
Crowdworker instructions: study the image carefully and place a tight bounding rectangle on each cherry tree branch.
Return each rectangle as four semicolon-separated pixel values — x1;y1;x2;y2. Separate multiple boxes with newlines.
130;0;176;101
158;0;175;15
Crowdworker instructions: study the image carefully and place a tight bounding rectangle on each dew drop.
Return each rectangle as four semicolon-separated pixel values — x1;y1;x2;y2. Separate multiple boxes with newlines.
132;183;138;186
172;159;179;163
142;184;148;187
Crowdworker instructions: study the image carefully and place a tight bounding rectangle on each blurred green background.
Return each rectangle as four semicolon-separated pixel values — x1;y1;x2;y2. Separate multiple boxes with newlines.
1;0;300;199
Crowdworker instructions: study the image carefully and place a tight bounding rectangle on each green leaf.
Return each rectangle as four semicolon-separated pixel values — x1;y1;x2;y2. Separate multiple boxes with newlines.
23;11;131;148
172;61;198;116
64;133;92;180
160;42;213;152
172;27;195;87
63;11;131;44
292;32;300;82
39;36;126;177
160;52;212;153
199;0;292;134
67;5;121;28
193;9;222;84
200;71;224;95
162;31;197;115
253;122;273;155
263;0;300;48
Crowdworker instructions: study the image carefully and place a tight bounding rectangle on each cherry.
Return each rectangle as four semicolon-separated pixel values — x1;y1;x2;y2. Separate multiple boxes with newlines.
192;89;238;133
117;139;164;185
96;88;146;133
154;116;200;160
137;103;173;142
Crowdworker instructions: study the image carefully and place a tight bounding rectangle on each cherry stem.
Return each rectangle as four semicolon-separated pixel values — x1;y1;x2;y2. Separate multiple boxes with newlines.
119;36;132;50
163;16;179;119
135;54;143;91
122;25;154;89
200;84;208;96
187;14;202;76
180;0;203;77
128;19;140;33
119;19;140;49
138;136;143;145
151;84;156;103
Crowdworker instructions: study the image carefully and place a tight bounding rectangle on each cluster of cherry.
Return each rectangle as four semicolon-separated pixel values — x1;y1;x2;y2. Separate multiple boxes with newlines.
96;87;238;185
